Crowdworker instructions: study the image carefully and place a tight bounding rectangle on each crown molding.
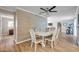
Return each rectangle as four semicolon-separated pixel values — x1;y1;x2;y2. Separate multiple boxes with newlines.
0;7;14;12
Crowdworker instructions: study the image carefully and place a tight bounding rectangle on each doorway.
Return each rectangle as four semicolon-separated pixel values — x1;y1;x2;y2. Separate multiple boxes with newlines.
0;15;14;40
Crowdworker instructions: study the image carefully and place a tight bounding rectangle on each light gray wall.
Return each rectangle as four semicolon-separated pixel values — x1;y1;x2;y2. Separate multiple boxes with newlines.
16;9;47;42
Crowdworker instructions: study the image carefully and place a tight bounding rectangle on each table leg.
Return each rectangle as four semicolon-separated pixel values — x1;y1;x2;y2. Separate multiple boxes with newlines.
42;36;45;47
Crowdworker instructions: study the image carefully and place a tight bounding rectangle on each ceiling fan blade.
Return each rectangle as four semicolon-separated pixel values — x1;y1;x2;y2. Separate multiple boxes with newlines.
40;8;47;12
49;11;57;12
49;6;56;11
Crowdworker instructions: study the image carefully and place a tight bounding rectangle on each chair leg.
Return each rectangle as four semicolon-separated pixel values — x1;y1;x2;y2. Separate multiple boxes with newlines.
41;36;45;48
31;42;33;47
51;41;54;48
45;40;46;47
42;41;44;48
51;41;53;48
35;43;37;52
42;40;45;48
53;41;54;47
54;40;57;46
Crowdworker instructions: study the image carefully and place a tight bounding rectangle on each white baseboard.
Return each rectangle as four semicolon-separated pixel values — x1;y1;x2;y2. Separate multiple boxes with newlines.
16;38;31;44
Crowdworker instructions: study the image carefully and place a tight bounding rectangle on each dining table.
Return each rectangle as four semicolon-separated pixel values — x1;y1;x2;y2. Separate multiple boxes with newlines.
35;31;53;47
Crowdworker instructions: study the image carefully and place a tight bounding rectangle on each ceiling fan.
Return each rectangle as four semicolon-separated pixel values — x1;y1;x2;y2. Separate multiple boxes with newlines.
40;6;57;14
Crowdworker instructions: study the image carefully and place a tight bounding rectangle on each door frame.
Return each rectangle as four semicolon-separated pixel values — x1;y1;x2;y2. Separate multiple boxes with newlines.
0;15;15;41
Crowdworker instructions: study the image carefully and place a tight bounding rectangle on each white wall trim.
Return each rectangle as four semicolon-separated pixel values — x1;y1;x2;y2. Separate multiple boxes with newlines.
14;14;18;44
74;6;79;37
16;38;31;44
16;7;46;19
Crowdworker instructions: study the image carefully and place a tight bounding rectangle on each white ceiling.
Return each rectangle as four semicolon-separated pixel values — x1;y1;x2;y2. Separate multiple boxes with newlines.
0;6;77;18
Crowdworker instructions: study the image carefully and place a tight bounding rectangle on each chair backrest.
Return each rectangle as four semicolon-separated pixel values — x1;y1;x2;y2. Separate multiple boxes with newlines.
56;29;60;39
52;29;60;40
52;29;57;40
29;29;36;42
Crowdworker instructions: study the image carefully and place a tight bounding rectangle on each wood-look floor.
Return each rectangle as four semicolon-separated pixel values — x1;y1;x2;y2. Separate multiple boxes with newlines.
0;35;79;52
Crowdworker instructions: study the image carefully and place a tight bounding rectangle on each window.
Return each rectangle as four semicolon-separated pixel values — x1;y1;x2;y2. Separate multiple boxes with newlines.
8;21;14;29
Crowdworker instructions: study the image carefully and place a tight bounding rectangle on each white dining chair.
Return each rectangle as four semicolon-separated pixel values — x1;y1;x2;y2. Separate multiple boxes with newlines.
29;29;43;52
45;29;60;48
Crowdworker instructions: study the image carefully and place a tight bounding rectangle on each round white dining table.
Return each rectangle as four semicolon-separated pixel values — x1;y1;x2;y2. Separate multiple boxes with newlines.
35;31;53;47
